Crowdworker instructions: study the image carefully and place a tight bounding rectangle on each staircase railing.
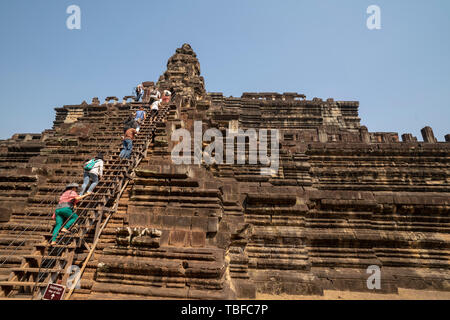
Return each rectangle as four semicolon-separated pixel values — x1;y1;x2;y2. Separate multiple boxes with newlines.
0;100;172;299
29;102;171;299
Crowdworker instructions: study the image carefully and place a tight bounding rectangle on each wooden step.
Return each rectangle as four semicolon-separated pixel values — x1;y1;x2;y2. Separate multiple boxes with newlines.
10;267;64;274
0;281;48;288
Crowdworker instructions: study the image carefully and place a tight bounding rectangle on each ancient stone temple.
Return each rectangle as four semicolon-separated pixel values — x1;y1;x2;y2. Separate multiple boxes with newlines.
0;44;449;299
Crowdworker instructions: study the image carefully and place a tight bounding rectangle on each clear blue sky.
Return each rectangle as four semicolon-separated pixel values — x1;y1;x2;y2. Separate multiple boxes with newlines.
0;0;449;140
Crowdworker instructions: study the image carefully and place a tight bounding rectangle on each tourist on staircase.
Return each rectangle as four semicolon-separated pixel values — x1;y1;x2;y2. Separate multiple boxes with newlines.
119;127;138;159
150;98;161;121
134;106;147;133
149;88;161;105
162;89;171;104
135;83;144;102
123;115;137;133
80;153;104;196
51;183;91;245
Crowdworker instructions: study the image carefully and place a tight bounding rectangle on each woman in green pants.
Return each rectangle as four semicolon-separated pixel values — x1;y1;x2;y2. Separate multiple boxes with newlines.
51;183;91;245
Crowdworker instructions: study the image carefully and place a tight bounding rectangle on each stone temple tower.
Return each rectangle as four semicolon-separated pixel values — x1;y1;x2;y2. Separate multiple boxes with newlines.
0;44;449;300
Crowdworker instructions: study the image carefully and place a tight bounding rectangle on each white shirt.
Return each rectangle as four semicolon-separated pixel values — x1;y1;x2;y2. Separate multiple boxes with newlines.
87;159;104;176
151;99;161;110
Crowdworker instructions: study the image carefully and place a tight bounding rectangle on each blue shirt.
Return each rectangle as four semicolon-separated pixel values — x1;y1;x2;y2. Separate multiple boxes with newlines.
135;110;146;120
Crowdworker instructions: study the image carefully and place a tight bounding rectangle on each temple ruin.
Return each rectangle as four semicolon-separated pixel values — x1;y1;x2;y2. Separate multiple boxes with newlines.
0;44;449;299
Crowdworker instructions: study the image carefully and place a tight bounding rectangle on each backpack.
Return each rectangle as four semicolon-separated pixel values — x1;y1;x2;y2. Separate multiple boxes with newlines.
84;159;97;171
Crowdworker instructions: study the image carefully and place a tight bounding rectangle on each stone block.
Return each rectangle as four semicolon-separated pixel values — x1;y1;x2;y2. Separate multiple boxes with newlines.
131;236;160;248
232;279;256;299
162;215;178;228
160;230;170;246
191;216;209;231
0;206;11;223
129;213;147;227
148;214;162;228
142;81;154;88
165;207;192;216
207;217;219;233
175;216;192;230
190;231;206;247
401;133;417;142
169;230;188;247
421;126;437;143
317;127;328;143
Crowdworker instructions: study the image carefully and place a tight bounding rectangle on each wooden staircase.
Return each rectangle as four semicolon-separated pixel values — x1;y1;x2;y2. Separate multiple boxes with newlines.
0;102;173;299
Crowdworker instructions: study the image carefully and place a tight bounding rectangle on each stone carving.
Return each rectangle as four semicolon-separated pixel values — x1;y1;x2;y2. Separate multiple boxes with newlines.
116;227;162;248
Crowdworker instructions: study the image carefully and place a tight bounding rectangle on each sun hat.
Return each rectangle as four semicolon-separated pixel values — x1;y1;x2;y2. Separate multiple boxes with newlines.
65;183;79;190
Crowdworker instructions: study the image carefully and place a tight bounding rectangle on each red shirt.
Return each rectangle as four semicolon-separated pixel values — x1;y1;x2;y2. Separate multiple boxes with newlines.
59;190;79;206
124;128;137;140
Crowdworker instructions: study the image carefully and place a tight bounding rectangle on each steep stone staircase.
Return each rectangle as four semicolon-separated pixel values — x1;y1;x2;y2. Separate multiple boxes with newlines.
0;101;172;299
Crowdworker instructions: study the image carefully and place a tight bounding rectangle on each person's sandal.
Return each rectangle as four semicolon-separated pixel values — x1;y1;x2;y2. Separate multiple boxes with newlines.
60;228;70;234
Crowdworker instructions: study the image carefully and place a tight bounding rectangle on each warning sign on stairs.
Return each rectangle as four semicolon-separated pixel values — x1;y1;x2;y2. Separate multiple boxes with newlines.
43;283;66;300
